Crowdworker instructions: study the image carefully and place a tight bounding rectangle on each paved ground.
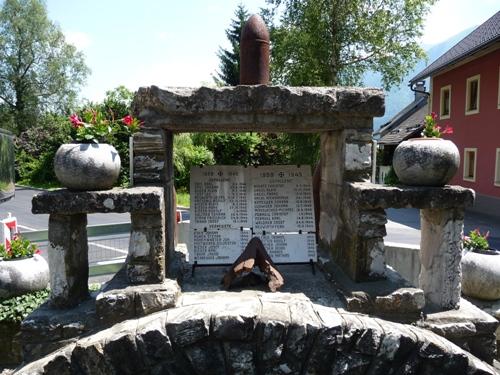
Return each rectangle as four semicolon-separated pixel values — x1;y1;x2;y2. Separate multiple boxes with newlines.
2;186;499;258
1;187;128;231
386;207;500;249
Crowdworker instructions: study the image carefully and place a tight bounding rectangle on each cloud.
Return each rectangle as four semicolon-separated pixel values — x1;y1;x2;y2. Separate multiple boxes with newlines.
64;31;92;50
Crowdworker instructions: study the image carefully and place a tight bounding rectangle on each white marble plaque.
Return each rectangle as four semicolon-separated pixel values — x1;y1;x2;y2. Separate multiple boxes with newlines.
253;233;317;263
251;166;315;232
190;166;252;229
189;229;252;264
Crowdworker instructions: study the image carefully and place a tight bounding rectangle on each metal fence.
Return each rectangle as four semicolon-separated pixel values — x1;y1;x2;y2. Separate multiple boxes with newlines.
22;222;131;277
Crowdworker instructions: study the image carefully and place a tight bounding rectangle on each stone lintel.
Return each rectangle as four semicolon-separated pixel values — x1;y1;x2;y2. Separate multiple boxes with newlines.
346;182;475;209
132;85;384;132
32;187;163;215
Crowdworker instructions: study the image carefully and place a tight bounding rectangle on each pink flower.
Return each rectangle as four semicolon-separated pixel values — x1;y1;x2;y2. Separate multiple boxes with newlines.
69;114;84;128
431;112;438;120
441;126;453;135
122;115;133;126
35;249;42;255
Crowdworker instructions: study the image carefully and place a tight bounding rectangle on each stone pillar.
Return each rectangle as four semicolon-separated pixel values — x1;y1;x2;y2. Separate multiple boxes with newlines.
319;128;376;281
419;208;464;310
127;211;165;284
164;130;175;274
47;213;89;308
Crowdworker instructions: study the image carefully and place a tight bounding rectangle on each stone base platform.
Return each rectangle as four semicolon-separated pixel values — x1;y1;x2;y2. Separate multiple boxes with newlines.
320;256;499;364
418;298;499;364
319;253;425;321
19;273;181;363
13;291;497;374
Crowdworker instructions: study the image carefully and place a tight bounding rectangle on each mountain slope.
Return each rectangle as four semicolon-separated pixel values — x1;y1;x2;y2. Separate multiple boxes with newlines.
369;27;474;130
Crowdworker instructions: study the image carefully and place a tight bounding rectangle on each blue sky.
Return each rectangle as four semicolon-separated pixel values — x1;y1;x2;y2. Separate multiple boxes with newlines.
45;0;499;103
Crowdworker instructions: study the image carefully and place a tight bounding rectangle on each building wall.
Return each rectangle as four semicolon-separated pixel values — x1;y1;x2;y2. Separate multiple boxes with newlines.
431;47;500;199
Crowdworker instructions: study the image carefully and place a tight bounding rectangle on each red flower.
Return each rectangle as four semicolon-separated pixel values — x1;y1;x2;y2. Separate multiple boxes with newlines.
441;126;453;135
431;112;438;120
69;114;84;128
35;249;42;255
122;115;133;126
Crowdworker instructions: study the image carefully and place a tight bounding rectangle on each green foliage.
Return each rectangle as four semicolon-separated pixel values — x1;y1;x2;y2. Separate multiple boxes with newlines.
0;234;39;260
176;190;190;207
214;4;249;86
77;86;138;186
15;113;72;185
0;0;89;134
383;166;400;186
70;109;141;144
0;289;49;323
191;132;261;166
422;112;453;138
463;229;490;251
265;0;436;89
174;134;215;190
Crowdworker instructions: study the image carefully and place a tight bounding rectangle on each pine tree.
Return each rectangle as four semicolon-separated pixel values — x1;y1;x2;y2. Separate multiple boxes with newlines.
213;4;249;86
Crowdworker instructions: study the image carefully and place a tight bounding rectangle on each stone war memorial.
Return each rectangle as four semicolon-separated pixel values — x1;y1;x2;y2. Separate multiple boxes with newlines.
10;14;499;375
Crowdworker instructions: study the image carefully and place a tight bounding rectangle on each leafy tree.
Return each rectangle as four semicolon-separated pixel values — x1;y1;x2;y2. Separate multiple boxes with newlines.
15;113;72;186
265;0;436;89
191;132;261;166
213;4;249;86
174;134;215;191
0;0;89;134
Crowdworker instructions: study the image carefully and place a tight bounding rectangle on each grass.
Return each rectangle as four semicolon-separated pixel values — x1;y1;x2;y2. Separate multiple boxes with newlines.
176;190;190;208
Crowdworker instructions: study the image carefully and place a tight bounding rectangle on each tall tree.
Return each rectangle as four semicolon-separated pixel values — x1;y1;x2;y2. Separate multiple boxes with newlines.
0;0;89;133
266;0;436;89
213;4;249;86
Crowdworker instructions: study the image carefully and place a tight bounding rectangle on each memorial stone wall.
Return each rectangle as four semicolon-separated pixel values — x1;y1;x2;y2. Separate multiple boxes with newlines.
189;165;317;264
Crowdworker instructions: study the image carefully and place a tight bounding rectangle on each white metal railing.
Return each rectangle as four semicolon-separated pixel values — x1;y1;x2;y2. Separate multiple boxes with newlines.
22;222;131;277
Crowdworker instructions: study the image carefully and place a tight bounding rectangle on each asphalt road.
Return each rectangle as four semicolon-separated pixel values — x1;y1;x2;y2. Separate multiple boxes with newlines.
2;187;499;249
1;187;129;231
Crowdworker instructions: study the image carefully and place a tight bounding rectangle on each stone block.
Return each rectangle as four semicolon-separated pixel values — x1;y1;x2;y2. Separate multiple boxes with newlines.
132;85;384;132
166;305;210;347
95;272;180;324
32;187;164;214
183;341;226;375
346;182;475;210
47;213;89;308
133;129;166;154
374;288;425;314
420;208;463;310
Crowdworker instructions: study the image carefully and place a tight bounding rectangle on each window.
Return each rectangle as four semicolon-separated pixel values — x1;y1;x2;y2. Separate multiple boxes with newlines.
465;75;480;115
463;148;477;182
440;85;451;119
495;149;500;187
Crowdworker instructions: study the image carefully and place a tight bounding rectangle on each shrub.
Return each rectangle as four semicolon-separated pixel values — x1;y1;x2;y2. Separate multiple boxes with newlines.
0;234;40;260
0;289;50;323
463;229;490;251
384;166;400;186
174;134;215;191
14;113;72;186
191;132;261;165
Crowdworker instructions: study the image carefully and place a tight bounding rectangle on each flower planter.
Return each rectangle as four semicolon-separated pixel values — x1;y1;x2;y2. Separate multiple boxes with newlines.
0;255;49;299
461;249;500;300
54;143;121;190
392;138;459;186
